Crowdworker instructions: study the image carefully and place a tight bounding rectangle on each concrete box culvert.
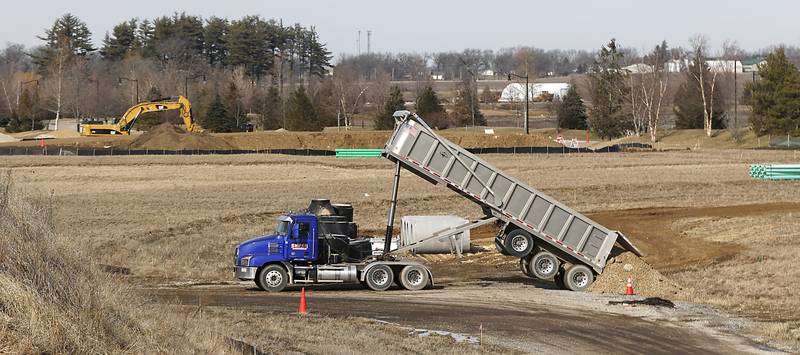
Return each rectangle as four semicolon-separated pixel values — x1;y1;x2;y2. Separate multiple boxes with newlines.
400;216;470;254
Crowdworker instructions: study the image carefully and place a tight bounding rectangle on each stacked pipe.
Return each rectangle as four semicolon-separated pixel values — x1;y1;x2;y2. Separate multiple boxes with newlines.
335;149;383;158
749;164;800;180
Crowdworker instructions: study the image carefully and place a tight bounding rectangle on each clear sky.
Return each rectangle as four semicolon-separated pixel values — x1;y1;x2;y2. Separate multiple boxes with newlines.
1;0;798;57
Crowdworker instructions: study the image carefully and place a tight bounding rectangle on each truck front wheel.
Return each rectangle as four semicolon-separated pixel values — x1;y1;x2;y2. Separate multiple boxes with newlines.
364;264;394;291
256;265;288;292
399;265;429;291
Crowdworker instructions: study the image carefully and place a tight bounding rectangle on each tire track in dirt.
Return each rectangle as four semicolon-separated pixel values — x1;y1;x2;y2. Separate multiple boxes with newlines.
589;202;800;273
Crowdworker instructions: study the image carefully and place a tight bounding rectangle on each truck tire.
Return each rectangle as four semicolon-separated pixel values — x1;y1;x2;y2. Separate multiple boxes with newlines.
364;264;394;291
256;265;288;292
399;265;429;291
529;251;560;280
503;229;534;257
561;264;594;292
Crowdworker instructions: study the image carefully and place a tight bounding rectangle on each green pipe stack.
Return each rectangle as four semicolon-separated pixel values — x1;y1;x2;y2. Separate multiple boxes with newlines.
335;149;383;158
749;164;800;180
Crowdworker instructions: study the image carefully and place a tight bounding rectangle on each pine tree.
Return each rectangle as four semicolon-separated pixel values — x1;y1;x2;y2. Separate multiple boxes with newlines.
415;86;450;129
376;86;405;130
286;87;321;131
674;58;726;129
203;94;236;132
32;13;95;72
204;17;228;66
226;16;271;79
16;87;38;132
588;39;630;139
558;86;588;130
259;86;282;130
6;110;22;133
101;19;137;60
747;47;800;135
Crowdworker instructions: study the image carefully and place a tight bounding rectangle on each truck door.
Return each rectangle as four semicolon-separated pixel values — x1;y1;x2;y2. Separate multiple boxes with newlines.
287;220;316;261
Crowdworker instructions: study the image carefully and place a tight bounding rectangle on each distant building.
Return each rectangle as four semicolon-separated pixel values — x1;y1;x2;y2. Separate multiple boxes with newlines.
666;59;689;73
742;58;767;72
430;72;444;81
706;60;743;73
498;83;570;102
622;63;654;74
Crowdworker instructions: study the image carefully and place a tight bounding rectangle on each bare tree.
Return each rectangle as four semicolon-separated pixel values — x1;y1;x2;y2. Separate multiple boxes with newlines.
721;40;744;141
688;34;721;137
332;63;368;130
640;41;672;142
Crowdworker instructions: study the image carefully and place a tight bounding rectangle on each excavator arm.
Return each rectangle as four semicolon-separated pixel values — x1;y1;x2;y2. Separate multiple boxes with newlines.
80;95;196;136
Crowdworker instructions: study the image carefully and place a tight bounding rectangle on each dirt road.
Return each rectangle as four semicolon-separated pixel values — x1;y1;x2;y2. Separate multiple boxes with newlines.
151;284;775;354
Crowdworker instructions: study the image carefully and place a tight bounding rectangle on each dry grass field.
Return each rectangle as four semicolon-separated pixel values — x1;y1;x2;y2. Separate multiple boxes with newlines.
1;149;799;349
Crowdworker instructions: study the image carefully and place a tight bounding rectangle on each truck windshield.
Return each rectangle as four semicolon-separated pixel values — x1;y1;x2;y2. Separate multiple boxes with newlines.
276;220;290;235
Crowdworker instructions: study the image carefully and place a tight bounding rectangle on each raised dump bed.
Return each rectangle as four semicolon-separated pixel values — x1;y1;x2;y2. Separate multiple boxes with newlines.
382;111;641;291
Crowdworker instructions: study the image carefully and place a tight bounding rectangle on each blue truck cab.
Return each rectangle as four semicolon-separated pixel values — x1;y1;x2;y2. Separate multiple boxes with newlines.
234;199;432;292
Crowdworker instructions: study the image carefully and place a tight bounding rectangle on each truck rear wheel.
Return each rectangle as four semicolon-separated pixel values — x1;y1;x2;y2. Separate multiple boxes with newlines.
399;265;429;291
561;264;594;292
503;229;534;257
364;264;394;291
256;265;288;292
529;251;560;280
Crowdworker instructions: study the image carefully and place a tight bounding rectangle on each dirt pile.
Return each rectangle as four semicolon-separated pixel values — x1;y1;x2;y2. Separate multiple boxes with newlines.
590;250;690;298
128;123;234;150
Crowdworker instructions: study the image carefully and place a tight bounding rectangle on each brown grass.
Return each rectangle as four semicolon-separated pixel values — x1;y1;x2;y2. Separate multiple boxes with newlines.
1;149;799;348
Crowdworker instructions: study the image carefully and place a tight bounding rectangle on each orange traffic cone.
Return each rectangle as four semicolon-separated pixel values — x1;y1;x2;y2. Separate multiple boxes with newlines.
298;287;308;314
625;276;635;296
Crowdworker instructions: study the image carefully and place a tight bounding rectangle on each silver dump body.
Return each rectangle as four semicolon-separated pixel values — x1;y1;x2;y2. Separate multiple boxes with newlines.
383;111;641;273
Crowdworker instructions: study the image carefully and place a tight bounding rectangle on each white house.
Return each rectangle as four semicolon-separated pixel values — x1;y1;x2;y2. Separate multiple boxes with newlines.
498;83;571;102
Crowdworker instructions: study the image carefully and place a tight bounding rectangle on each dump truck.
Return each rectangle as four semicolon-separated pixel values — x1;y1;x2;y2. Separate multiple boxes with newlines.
381;110;641;291
233;110;640;292
234;199;433;292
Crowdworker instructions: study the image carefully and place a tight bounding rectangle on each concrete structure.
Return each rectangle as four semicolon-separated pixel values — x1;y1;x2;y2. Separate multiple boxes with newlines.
401;216;470;254
498;83;570;102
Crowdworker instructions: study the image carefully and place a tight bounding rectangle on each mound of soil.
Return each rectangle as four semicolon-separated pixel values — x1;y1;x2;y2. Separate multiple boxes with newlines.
128;123;234;150
590;250;689;298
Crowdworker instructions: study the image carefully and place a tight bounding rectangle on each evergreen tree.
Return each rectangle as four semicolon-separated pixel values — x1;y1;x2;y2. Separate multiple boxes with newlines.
16;87;38;131
32;14;95;72
6;110;22;133
375;86;405;130
101;19;138;60
137;19;156;57
588;39;630;139
558;86;588;130
226;16;271;79
286;86;321;131
202;94;237;132
204;17;228;66
224;81;242;127
450;82;486;126
415;86;450;128
258;86;282;130
674;57;726;129
747;47;800;135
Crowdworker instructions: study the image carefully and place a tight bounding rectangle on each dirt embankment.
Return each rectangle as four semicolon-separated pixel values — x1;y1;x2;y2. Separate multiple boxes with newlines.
127;123;234;150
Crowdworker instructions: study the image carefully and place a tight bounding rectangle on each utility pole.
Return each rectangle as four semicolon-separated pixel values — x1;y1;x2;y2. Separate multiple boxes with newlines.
367;30;372;54
357;30;361;55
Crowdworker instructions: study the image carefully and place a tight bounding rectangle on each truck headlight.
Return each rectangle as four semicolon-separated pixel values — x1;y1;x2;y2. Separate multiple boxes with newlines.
241;255;252;267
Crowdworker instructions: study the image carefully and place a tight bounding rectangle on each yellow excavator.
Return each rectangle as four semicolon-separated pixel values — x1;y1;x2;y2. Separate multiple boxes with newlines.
79;96;197;136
